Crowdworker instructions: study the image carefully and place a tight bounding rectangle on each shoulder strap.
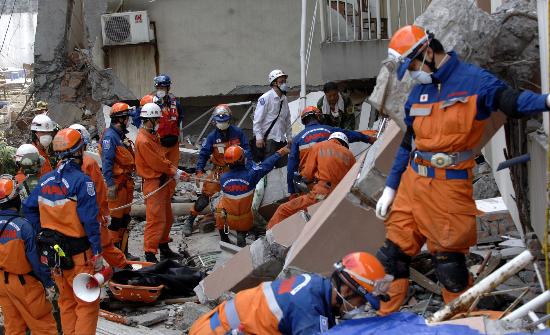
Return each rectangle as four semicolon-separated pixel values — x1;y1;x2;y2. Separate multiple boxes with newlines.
0;216;17;240
263;100;284;140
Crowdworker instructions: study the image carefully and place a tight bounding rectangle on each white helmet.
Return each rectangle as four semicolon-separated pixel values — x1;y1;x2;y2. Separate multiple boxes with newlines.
15;144;39;163
268;69;287;85
69;124;91;144
140;103;162;118
329;132;349;147
31;114;55;132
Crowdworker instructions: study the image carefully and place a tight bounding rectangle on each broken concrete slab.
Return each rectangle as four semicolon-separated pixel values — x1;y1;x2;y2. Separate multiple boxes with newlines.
219;241;241;254
129;310;169;327
194;202;320;304
173;302;211;331
97;318;167;335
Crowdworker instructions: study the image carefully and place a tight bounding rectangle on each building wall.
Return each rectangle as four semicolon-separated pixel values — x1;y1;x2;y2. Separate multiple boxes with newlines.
120;0;323;97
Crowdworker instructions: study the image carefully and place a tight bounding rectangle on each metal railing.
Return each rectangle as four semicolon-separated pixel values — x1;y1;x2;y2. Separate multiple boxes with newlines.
320;0;431;43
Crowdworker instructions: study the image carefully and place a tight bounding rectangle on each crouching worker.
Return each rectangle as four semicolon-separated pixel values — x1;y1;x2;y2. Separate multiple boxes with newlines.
24;128;103;335
215;144;288;247
268;132;355;229
190;252;392;335
0;176;57;335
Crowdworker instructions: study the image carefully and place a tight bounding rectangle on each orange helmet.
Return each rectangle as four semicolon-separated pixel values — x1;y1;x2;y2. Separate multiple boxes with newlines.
0;175;18;204
224;145;244;164
300;106;322;124
52;128;85;158
111;102;132;117
388;25;432;80
140;95;157;106
334;252;393;310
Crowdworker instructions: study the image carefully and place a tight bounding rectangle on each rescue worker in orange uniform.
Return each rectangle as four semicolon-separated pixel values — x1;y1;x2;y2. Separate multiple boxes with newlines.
71;124;129;270
183;105;253;237
268;132;356;228
100;102;137;260
135;103;190;263
190;252;393;335
30;114;56;177
24;128;104;335
374;25;550;315
0;176;57;335
215;145;288;247
288;106;375;196
153;74;184;166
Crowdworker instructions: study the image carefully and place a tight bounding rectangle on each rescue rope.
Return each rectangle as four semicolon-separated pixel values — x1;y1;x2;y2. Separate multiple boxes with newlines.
109;176;220;213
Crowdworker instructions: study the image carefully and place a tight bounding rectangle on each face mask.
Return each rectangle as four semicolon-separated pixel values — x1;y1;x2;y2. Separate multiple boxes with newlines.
216;122;230;130
39;135;52;148
278;83;289;93
341;307;364;320
156;90;166;99
409;51;432;84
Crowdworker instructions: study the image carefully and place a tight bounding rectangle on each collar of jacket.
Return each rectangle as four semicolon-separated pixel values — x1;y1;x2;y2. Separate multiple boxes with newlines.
431;51;460;83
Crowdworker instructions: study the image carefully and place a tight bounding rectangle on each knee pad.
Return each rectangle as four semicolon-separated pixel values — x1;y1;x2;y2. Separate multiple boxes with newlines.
194;194;210;212
108;217;125;231
376;239;411;279
432;252;469;293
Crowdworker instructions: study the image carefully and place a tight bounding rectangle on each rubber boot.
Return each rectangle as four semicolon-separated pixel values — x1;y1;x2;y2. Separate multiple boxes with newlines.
145;252;159;263
236;231;247;247
182;215;195;237
159;242;184;261
218;229;231;244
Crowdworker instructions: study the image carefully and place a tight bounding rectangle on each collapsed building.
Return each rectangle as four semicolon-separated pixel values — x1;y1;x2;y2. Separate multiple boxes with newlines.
0;0;549;333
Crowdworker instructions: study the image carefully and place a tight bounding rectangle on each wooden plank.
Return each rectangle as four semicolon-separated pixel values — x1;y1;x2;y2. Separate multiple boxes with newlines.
410;267;441;295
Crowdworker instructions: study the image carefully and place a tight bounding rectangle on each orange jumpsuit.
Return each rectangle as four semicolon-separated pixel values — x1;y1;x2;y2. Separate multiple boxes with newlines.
268;139;355;228
32;143;52;177
82;155;127;269
0;211;57;335
135;128;177;253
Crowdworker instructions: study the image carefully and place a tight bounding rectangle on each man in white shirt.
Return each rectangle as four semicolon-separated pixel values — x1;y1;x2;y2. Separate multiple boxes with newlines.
252;69;292;167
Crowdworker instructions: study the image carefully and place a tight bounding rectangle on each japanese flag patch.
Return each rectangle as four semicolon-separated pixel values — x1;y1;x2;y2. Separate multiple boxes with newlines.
102;139;111;150
420;94;429;102
86;182;96;196
259;98;265;106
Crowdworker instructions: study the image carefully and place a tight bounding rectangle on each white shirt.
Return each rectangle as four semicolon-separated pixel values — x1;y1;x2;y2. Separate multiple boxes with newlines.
253;89;292;142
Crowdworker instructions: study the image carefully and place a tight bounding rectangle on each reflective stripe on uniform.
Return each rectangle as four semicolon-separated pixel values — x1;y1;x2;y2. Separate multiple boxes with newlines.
262;282;283;321
224;299;241;330
298;142;316;151
222;189;254;200
37;196;73;207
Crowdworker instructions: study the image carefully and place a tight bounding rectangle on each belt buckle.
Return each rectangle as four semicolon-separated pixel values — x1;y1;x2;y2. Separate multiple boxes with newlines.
417;164;429;177
431;153;452;168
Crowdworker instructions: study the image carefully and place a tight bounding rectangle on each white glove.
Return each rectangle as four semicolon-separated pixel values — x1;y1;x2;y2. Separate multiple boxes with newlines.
103;216;111;227
175;169;190;181
92;254;104;272
45;286;57;303
375;187;396;220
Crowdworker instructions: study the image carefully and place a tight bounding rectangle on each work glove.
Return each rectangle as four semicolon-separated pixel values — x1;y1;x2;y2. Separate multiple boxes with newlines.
107;185;117;200
175;169;190;182
375;186;396;220
45;286;57;303
91;254;104;272
277;146;290;157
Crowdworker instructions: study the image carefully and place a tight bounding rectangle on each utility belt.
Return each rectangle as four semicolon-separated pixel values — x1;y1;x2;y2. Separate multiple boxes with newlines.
215;208;253;221
410;160;471;180
412;150;473;168
36;229;90;270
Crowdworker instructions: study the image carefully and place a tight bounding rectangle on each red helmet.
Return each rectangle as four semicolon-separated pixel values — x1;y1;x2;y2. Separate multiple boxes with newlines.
224;145;244;164
388;25;432;80
0;175;17;204
300;106;322;124
53;128;84;158
111;102;131;117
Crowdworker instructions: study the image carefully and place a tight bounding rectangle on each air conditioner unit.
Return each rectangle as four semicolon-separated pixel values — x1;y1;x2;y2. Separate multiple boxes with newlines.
101;11;151;46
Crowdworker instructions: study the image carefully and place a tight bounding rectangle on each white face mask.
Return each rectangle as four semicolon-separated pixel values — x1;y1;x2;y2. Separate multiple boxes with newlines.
39;135;52;148
409;50;433;84
278;83;289;93
156;90;166;99
216;122;230;130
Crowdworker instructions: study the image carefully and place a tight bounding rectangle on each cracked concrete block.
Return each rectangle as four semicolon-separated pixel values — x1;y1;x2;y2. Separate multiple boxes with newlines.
129;310;168;327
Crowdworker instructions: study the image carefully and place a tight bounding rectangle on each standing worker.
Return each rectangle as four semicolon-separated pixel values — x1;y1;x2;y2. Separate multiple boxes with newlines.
135;103;189;263
14;144;44;202
0;175;57;335
153;74;184;166
252;69;292;166
287;106;375;196
215;145;288;247
30;114;56;177
374;25;550;314
71;124;129;270
190;252;392;335
268;132;355;228
24;128;103;335
100;102;137;260
183;105;253;237
316;82;355;130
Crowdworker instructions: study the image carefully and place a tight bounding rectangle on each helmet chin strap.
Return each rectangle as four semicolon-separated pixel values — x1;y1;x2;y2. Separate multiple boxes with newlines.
335;288;356;313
